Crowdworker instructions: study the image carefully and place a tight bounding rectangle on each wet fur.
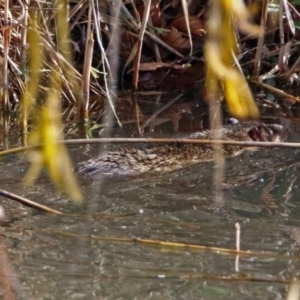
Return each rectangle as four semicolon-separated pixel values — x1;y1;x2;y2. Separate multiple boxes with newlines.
77;123;286;177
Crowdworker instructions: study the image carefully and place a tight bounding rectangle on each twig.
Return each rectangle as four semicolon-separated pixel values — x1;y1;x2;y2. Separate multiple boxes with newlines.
56;230;295;259
0;188;63;214
235;222;240;251
250;79;300;103
1;138;300;158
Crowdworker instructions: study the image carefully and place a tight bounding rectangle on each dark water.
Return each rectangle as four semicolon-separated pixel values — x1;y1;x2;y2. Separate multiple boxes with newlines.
1;144;300;299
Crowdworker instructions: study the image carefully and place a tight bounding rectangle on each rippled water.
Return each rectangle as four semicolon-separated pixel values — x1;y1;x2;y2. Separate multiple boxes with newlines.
1;143;300;299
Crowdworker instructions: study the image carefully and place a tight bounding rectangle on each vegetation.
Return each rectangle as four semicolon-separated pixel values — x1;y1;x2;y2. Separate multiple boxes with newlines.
1;0;300;201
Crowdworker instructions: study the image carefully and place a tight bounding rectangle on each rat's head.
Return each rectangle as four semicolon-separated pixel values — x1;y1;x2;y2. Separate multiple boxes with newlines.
247;123;287;142
223;119;288;143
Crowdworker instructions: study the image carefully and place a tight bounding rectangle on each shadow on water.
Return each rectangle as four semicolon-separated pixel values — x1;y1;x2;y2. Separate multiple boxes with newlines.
2;140;300;299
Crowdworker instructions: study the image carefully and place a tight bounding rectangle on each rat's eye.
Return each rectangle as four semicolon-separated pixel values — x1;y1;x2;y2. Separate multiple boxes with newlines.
228;118;239;125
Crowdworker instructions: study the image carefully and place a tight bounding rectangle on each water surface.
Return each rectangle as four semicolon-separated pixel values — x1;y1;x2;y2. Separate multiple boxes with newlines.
1;144;300;299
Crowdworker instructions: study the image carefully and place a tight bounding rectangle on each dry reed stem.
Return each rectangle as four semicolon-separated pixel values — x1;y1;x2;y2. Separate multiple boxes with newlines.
181;0;193;55
253;0;268;77
1;138;300;159
132;0;151;90
2;0;10;114
81;3;94;120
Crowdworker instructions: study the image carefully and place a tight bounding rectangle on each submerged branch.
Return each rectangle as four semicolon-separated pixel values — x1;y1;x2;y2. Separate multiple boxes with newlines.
0;188;63;214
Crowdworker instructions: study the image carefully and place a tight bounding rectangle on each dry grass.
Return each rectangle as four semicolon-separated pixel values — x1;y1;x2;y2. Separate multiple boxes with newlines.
0;0;299;201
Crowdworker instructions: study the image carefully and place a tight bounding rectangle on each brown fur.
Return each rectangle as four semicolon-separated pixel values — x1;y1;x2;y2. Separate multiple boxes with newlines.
77;123;286;176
